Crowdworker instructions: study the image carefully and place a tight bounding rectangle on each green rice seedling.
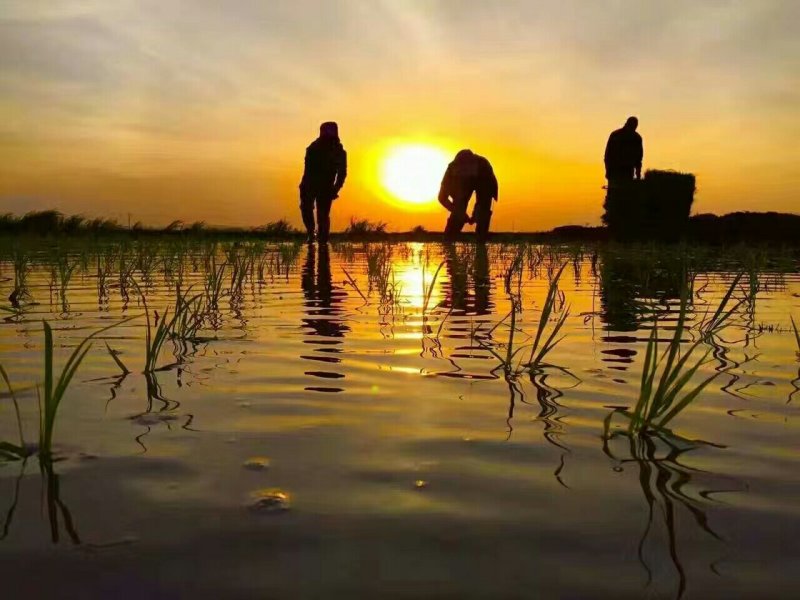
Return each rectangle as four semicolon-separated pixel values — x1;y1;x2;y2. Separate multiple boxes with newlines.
525;263;570;370
135;241;158;283
342;267;368;303
40;317;135;455
625;275;745;436
9;246;30;308
227;245;253;301
105;342;130;375
171;283;206;357
422;261;445;316
204;255;227;310
472;262;573;383
49;252;80;312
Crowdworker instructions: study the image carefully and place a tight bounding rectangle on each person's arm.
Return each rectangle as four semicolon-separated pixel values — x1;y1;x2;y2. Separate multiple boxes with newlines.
300;146;312;189
634;135;643;180
334;149;347;195
604;133;613;167
488;164;498;201
438;165;455;212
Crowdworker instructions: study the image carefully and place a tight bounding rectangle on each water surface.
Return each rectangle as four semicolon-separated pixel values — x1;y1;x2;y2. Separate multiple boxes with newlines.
0;240;798;598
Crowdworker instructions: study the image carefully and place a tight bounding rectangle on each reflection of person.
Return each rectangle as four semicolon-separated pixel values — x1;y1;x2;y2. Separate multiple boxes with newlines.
604;117;643;183
438;150;498;242
299;122;347;244
442;243;493;316
301;243;349;339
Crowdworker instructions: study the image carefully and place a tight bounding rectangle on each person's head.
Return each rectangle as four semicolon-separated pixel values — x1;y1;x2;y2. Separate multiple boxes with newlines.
319;121;339;139
454;149;474;163
624;116;638;131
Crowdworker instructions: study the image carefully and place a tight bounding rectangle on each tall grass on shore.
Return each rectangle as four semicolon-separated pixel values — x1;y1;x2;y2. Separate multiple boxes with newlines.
344;218;388;237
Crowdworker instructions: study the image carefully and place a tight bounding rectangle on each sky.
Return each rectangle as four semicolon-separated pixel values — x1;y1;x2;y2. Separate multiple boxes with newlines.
1;0;798;231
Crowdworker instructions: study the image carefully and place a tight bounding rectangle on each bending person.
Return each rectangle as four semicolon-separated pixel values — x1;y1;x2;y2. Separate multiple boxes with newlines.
299;121;347;243
438;149;498;242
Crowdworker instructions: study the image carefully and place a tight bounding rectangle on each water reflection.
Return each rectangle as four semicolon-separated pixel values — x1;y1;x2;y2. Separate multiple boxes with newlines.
598;248;685;333
301;244;349;392
1;458;80;545
603;411;735;599
441;243;493;317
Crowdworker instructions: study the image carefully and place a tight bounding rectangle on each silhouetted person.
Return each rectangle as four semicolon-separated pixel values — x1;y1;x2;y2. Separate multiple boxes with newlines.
438;149;498;242
604;117;643;184
300;121;347;243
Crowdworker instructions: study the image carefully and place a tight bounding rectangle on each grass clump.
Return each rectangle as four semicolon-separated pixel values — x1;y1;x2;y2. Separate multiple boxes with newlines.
344;218;388;237
475;262;571;376
1;318;133;460
623;274;744;436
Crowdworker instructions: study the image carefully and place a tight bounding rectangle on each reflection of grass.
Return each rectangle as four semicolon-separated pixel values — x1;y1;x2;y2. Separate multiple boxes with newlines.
602;424;729;599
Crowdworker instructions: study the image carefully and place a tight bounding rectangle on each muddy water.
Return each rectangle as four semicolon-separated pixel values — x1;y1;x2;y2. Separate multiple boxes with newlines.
0;241;798;599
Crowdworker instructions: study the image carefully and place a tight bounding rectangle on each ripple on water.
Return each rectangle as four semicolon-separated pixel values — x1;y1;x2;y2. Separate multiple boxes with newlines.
243;457;271;471
248;489;291;514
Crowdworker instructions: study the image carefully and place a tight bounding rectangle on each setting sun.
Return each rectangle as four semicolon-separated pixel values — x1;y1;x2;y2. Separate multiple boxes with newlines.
379;144;451;206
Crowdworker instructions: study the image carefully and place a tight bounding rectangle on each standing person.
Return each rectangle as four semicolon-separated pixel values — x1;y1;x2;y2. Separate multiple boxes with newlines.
604;116;643;184
438;149;498;242
299;121;347;244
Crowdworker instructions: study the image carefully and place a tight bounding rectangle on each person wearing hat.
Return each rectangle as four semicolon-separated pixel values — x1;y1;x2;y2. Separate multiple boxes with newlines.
438;149;498;242
299;121;347;243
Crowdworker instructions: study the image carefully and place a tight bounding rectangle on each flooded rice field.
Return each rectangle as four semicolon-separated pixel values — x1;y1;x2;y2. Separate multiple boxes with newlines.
0;239;798;598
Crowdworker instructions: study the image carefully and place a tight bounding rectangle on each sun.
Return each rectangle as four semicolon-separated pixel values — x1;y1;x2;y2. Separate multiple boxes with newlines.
379;144;451;205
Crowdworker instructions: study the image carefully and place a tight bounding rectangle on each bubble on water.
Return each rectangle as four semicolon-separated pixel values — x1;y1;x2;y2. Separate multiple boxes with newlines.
226;437;238;444
414;480;429;490
248;489;291;514
243;457;271;471
237;401;252;408
613;466;624;473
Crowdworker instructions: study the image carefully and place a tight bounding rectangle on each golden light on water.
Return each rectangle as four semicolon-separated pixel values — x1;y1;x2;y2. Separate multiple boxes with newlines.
379;144;451;207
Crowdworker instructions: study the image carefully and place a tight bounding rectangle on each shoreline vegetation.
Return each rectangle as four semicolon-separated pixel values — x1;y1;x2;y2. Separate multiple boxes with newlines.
0;209;798;244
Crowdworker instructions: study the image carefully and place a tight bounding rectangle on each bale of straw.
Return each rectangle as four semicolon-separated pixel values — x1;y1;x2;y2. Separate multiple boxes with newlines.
603;170;695;241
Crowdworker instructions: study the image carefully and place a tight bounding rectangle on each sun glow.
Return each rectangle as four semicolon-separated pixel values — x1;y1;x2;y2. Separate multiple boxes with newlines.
379;144;451;206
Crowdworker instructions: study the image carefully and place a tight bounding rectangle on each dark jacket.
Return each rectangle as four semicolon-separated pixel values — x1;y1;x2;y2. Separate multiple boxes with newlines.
300;137;347;196
438;154;498;213
604;128;643;173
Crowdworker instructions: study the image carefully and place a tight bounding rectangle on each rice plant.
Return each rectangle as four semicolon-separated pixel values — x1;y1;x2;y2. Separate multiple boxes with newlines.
474;263;571;376
9;246;30;308
792;316;800;354
525;263;570;370
0;317;134;459
623;274;745;436
204;255;227;310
